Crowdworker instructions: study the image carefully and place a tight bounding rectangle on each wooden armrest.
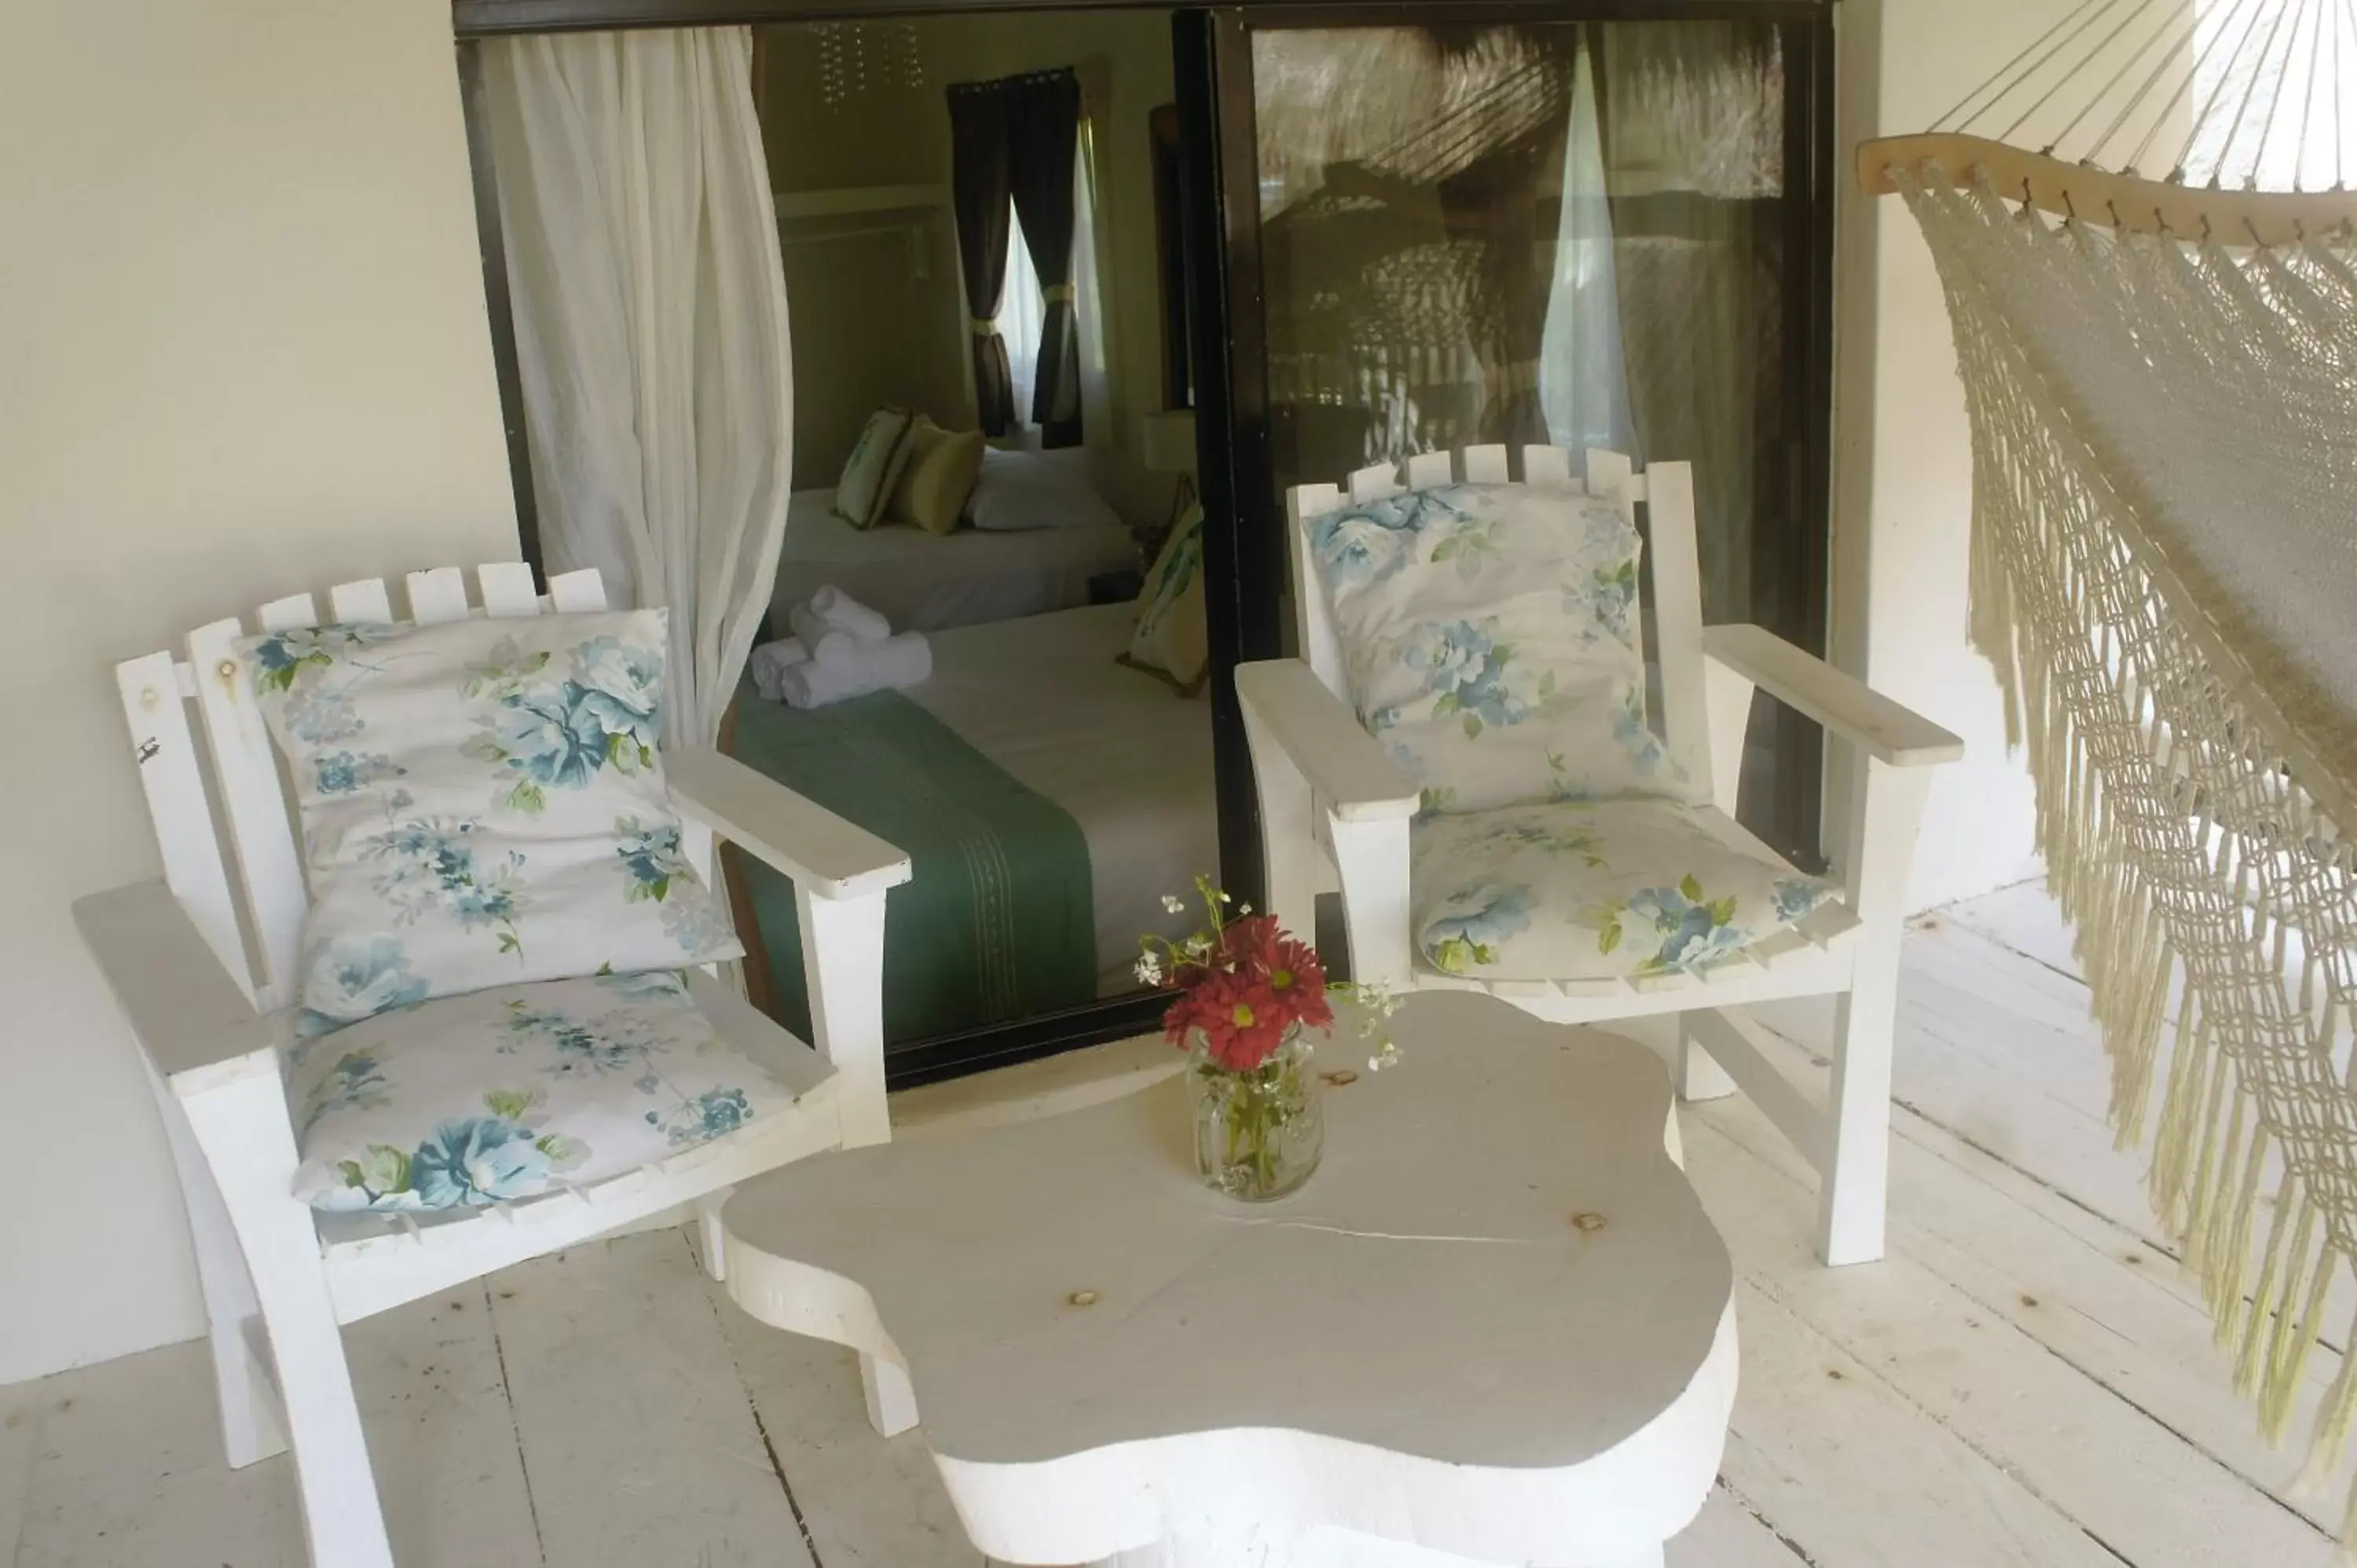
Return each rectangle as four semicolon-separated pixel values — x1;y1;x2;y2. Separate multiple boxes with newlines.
73;881;281;1100
668;747;912;900
1235;660;1421;822
1702;625;1965;769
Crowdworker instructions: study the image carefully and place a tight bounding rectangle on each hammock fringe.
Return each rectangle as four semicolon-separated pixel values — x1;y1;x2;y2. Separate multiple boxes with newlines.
1909;167;2357;1546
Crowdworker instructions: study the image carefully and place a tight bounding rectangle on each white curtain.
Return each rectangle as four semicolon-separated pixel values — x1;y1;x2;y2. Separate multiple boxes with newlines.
481;27;793;751
995;132;1108;445
1001;210;1045;432
1072;115;1113;450
1539;41;1632;458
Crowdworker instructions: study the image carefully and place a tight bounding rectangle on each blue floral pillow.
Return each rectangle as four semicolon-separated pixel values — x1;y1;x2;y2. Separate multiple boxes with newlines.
238;609;740;1034
1409;798;1835;982
288;969;795;1211
1307;482;1695;817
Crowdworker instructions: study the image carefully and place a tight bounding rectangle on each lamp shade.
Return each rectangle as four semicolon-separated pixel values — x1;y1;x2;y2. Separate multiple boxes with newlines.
1140;408;1197;474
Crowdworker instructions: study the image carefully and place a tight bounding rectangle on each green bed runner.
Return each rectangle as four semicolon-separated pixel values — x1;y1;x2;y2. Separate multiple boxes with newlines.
724;681;1096;1047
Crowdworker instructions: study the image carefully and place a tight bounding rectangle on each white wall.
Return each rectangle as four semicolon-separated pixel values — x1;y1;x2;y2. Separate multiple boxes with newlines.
1832;0;2050;912
0;0;518;1382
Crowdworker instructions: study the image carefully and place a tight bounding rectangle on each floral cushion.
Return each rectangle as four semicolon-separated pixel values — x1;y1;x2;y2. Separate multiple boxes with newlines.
237;610;740;1034
1409;799;1836;981
1307;482;1693;815
288;969;794;1211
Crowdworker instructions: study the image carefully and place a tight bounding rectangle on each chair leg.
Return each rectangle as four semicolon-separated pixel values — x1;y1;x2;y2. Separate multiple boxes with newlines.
860;1351;920;1437
184;1075;394;1568
1674;1013;1738;1103
148;1066;288;1467
1818;975;1898;1267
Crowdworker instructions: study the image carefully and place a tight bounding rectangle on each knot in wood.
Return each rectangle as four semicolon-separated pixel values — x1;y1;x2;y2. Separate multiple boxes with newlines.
1571;1212;1608;1233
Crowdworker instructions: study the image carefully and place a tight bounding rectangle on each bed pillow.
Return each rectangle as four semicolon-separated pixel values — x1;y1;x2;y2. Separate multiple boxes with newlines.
1118;501;1208;695
967;448;1122;533
236;609;742;1035
888;416;987;536
834;408;918;529
1306;481;1695;817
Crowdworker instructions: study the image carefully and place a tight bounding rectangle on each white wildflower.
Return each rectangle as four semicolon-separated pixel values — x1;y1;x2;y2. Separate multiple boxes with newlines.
1237;903;1253;915
1135;951;1164;986
1161;894;1186;914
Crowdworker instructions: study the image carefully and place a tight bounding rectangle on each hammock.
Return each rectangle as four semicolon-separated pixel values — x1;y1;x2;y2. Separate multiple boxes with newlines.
1862;0;2357;1545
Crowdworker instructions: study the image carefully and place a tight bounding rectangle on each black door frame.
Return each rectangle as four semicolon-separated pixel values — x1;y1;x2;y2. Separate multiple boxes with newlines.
452;0;1838;1086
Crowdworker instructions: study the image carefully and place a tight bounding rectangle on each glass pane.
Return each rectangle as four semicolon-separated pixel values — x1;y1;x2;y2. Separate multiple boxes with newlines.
1254;20;1796;625
1248;19;1814;840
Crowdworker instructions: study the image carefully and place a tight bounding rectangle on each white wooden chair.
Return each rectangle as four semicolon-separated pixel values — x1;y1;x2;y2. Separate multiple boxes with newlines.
72;563;912;1568
1238;446;1963;1268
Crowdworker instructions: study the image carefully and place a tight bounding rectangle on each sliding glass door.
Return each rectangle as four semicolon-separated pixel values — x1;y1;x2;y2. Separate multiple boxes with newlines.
1180;3;1835;877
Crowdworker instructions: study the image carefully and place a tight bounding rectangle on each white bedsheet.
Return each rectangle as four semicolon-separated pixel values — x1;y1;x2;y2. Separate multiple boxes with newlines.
773;488;1135;634
907;603;1216;995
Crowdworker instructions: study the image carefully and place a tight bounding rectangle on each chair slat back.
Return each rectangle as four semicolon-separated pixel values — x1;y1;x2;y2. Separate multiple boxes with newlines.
114;565;607;1013
1283;445;1717;808
117;651;251;1000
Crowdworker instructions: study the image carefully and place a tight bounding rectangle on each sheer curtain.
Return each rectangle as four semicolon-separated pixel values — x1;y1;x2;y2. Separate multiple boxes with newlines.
1538;40;1632;459
481;27;793;749
1002;211;1045;430
993;133;1106;447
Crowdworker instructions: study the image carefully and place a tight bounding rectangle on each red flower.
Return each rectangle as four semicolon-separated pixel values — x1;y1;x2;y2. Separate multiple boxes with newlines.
1164;969;1288;1072
1216;915;1333;1035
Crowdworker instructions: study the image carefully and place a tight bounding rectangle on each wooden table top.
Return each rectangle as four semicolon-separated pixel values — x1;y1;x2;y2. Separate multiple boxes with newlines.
722;991;1733;1475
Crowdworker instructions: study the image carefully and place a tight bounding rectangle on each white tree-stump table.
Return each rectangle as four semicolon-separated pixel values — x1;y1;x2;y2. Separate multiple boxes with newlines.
720;992;1736;1568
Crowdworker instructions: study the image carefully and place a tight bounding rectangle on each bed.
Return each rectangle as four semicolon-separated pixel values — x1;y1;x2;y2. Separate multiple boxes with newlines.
769;487;1137;634
724;602;1216;1049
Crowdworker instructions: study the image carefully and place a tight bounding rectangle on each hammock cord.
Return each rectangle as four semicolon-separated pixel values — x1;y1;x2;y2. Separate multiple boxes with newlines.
1934;0;2357;187
1898;163;2357;1558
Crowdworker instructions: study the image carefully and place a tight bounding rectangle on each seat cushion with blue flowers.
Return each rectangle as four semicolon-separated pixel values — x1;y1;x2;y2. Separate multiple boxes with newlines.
237;609;741;1033
1307;481;1695;816
1409;799;1838;982
289;969;794;1211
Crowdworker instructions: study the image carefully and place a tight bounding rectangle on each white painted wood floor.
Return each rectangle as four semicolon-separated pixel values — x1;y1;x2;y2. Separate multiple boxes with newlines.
3;879;2342;1568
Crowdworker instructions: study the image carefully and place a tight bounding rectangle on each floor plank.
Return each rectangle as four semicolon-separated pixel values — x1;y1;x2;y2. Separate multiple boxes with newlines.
1713;1019;2347;1526
11;1338;300;1568
1665;1486;1811;1568
1675;1121;2127;1568
347;1285;542;1568
488;1231;815;1568
1684;1111;2337;1567
2;1384;41;1568
705;1303;983;1568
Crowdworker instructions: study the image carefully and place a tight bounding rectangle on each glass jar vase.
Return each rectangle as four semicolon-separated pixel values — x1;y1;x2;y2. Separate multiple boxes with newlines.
1187;1026;1324;1200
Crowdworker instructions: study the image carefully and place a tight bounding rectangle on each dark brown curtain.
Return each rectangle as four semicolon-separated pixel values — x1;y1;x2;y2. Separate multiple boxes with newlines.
948;79;1017;435
1005;68;1083;448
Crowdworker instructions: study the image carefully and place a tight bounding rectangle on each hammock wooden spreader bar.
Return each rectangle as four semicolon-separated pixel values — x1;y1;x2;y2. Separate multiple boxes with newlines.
1859;132;2357;247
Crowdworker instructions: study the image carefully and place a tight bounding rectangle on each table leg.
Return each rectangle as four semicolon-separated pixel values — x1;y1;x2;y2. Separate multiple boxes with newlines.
860;1353;919;1437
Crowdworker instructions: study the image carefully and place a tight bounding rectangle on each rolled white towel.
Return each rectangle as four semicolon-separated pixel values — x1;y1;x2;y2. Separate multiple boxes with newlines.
809;584;891;643
748;637;810;702
787;601;857;668
776;632;933;710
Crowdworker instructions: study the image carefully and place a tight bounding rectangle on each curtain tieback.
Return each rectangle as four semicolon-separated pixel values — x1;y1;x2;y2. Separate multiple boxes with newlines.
970;317;1000;338
1042;284;1079;305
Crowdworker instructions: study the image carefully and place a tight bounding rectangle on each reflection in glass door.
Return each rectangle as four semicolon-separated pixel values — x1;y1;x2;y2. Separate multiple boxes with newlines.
1194;8;1834;863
